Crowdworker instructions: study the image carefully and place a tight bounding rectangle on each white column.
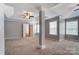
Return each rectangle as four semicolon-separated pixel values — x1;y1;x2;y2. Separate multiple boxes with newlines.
0;4;4;55
59;16;65;42
0;3;14;55
37;6;46;49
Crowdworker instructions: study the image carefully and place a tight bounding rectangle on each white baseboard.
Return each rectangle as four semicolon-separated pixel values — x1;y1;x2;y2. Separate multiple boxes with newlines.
36;45;46;50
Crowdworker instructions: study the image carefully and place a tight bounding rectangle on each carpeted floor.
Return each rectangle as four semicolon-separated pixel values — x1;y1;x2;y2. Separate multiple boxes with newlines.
5;37;79;55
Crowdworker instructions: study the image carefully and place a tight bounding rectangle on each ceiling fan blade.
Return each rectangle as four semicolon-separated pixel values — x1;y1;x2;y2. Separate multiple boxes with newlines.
30;16;34;17
29;16;34;19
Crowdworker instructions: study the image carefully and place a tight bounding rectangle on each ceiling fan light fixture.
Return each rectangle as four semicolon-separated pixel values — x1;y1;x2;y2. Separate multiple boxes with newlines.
26;15;29;19
28;12;32;16
17;10;34;19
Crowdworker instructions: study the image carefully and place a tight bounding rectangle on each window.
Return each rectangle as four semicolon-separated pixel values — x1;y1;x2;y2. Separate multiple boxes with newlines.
49;21;57;35
66;20;78;35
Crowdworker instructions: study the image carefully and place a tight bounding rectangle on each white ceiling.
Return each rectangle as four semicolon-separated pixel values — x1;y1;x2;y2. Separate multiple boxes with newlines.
5;3;58;12
4;3;78;24
46;3;78;19
4;3;59;20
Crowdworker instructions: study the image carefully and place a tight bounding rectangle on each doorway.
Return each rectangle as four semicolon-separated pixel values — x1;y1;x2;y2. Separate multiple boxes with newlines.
22;23;33;38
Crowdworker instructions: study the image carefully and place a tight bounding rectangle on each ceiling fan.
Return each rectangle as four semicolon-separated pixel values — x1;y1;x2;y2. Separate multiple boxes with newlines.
17;11;34;19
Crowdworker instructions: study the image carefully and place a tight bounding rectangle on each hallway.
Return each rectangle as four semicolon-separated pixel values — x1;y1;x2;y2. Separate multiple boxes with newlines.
5;37;79;55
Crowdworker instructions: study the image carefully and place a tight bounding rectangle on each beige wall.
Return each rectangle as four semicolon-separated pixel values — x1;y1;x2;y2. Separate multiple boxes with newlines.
4;20;23;39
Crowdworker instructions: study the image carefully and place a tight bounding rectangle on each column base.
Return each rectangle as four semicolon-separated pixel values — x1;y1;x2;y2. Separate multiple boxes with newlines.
36;45;46;50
